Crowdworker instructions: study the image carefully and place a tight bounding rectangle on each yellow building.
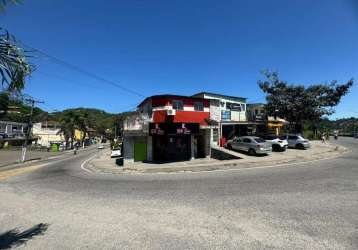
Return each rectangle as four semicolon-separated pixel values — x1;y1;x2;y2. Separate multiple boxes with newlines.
74;129;85;141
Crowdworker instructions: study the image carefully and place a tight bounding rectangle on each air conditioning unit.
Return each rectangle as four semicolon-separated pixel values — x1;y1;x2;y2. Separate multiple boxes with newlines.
167;109;176;116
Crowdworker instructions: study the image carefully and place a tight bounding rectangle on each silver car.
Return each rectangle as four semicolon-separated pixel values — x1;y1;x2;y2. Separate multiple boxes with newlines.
226;136;272;155
280;135;311;149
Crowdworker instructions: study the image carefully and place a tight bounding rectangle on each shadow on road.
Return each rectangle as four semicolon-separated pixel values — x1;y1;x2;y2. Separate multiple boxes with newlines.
0;223;49;249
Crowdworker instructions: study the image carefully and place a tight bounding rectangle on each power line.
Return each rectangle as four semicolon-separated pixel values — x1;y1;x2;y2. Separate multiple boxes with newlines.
23;43;146;98
36;71;100;90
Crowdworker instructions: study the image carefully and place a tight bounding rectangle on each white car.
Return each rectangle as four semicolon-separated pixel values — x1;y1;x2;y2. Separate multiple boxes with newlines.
280;135;311;149
110;148;121;158
97;145;105;149
262;135;288;151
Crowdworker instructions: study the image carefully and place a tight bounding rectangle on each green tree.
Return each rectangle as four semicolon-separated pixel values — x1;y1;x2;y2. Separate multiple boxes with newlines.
58;110;78;149
0;91;9;118
258;71;354;133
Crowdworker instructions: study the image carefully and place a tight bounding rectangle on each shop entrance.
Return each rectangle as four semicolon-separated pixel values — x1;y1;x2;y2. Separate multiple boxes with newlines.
153;135;191;162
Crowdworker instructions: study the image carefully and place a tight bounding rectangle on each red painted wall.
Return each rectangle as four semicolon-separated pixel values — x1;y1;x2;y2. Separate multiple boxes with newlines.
143;95;210;126
153;110;209;125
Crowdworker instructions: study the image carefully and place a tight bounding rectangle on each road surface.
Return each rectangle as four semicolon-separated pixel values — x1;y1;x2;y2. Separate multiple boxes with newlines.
0;138;357;249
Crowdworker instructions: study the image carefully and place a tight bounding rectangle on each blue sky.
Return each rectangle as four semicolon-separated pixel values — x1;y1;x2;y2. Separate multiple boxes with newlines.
1;0;358;118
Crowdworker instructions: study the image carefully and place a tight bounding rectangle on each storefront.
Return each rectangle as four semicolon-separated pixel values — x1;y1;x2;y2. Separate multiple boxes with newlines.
150;123;202;162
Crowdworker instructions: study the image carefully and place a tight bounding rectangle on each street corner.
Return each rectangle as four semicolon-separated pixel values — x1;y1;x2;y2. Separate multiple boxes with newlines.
86;139;350;175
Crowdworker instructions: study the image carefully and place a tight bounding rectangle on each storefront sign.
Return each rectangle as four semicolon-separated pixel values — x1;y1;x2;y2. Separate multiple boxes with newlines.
176;123;191;135
150;123;165;135
150;123;199;136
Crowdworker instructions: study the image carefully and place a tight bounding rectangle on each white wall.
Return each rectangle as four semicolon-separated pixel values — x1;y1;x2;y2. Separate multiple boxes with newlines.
32;123;64;147
203;94;247;122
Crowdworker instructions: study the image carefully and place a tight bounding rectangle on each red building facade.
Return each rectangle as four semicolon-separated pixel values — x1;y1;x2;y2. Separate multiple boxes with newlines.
124;95;212;163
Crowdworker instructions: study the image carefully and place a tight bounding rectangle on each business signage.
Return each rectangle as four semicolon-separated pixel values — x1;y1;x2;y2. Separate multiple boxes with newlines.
221;111;231;121
149;123;199;135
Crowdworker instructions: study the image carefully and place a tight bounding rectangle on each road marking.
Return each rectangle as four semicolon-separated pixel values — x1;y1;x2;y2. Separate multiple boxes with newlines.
0;163;47;180
0;150;96;181
80;153;98;174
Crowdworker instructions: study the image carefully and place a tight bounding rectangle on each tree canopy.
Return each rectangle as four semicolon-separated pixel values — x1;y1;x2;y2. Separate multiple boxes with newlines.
258;71;354;132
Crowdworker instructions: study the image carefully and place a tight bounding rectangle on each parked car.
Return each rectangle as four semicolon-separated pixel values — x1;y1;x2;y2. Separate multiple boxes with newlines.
0;133;8;139
262;135;288;151
110;147;121;158
97;144;105;149
226;136;272;155
354;134;358;139
279;134;311;149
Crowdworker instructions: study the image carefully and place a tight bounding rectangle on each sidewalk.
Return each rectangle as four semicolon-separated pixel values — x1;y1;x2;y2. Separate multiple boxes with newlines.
86;141;349;174
0;145;98;171
0;150;64;168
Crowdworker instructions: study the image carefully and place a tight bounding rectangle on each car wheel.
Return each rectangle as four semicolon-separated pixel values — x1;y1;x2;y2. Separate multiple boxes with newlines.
296;144;304;150
248;148;256;156
272;144;280;152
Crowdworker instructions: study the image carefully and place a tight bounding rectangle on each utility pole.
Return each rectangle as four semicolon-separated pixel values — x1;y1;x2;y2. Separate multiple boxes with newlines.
21;98;44;163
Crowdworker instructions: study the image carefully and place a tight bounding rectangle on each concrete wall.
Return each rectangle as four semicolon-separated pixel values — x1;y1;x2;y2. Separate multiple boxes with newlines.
123;135;150;164
123;136;135;164
203;129;211;157
147;136;153;162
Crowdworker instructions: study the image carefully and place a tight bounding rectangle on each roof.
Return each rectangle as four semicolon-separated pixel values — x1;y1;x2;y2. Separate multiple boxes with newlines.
247;103;266;106
0;120;27;126
192;92;246;103
137;94;209;108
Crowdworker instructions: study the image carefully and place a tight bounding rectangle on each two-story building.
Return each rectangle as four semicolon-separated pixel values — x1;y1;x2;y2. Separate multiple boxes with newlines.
0;121;27;138
192;92;248;145
247;103;287;135
123;95;212;164
32;121;65;147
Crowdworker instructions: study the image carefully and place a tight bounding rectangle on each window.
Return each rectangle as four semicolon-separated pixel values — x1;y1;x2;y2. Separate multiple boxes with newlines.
194;102;204;111
288;135;298;140
221;111;231;121
212;128;218;142
172;100;183;110
254;138;265;143
243;138;251;143
226;102;242;111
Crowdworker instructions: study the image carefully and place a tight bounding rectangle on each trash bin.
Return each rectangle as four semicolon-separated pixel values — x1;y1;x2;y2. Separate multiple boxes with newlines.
51;143;59;152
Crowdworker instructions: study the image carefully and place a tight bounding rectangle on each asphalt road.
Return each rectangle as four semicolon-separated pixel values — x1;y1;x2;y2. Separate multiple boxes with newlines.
0;138;357;249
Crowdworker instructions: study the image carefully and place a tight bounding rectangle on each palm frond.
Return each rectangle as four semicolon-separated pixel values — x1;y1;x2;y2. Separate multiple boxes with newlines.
0;27;33;92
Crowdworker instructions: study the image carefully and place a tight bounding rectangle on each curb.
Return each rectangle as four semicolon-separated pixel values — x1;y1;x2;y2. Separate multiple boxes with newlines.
84;145;350;175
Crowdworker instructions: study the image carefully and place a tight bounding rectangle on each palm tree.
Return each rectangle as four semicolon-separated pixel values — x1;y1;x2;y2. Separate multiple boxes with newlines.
58;111;78;150
0;1;32;93
0;1;21;11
